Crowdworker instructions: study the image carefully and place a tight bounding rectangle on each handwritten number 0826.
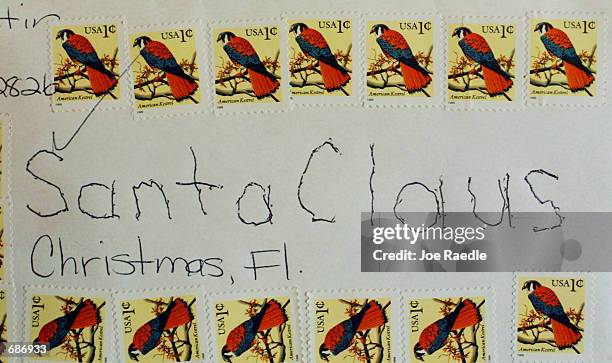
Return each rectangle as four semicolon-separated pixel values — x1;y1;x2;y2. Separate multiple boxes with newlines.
0;75;55;97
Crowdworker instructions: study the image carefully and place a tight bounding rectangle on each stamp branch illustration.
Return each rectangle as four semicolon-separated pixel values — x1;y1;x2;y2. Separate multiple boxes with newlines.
130;27;201;112
214;25;282;107
289;19;353;97
447;23;516;102
216;296;293;363
410;296;487;363
30;295;105;363
517;277;586;355
51;23;122;109
530;19;597;97
367;21;433;99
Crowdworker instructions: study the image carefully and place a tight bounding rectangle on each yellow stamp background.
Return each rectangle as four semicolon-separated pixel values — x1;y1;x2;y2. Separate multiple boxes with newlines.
447;23;516;102
29;294;105;362
367;20;434;98
130;28;201;110
214;25;282;106
214;296;294;363
288;19;353;97
517;276;586;354
314;298;391;363
530;19;597;97
52;23;121;105
121;295;200;363
408;296;487;362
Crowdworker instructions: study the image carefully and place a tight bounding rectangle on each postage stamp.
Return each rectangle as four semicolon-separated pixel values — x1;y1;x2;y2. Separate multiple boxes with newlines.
130;24;203;118
0;119;4;282
115;289;203;362
208;289;299;363
0;288;7;358
212;21;286;113
408;294;488;362
529;16;601;104
26;288;110;362
307;290;399;363
287;16;360;105
50;20;125;112
516;275;587;358
446;18;524;109
366;16;438;106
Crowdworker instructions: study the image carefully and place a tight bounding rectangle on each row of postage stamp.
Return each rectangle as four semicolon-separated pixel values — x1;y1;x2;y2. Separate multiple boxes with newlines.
49;12;605;116
0;273;590;362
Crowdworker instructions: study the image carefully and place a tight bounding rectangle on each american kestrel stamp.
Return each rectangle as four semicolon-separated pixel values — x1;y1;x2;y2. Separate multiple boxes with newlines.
312;297;393;363
130;26;202;116
409;296;488;362
530;18;597;99
367;19;434;105
119;295;201;362
288;18;354;101
29;293;106;362
447;20;518;108
51;22;122;111
516;276;586;356
211;295;295;363
0;288;6;358
213;23;283;111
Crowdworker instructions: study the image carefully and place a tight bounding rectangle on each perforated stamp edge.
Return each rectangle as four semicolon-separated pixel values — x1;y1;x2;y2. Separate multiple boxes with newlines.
402;286;497;363
305;288;402;363
527;11;607;108
47;16;130;114
283;11;364;108
208;17;290;116
443;15;527;112
22;285;114;363
362;12;443;109
126;20;208;121
111;286;207;363
203;286;301;363
513;272;593;363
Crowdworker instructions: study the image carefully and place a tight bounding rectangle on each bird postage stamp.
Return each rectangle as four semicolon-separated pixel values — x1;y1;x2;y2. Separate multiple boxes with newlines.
446;18;524;110
306;290;400;363
212;21;285;113
516;275;587;358
207;289;298;363
115;290;203;363
0;119;4;283
50;20;125;112
0;288;7;350
408;295;488;362
129;24;204;118
366;17;438;107
529;17;599;104
287;16;360;105
25;287;109;362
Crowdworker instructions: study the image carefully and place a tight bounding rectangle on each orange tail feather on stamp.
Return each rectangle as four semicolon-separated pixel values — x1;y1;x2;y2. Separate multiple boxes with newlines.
319;61;350;91
400;63;431;93
357;300;387;331
71;299;102;329
258;299;288;331
563;61;594;91
248;70;280;98
551;318;582;349
86;66;117;95
451;299;482;330
482;66;512;96
164;298;194;329
166;72;198;101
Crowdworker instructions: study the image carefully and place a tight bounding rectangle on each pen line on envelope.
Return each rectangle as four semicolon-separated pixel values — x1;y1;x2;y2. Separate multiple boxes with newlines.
52;55;141;152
